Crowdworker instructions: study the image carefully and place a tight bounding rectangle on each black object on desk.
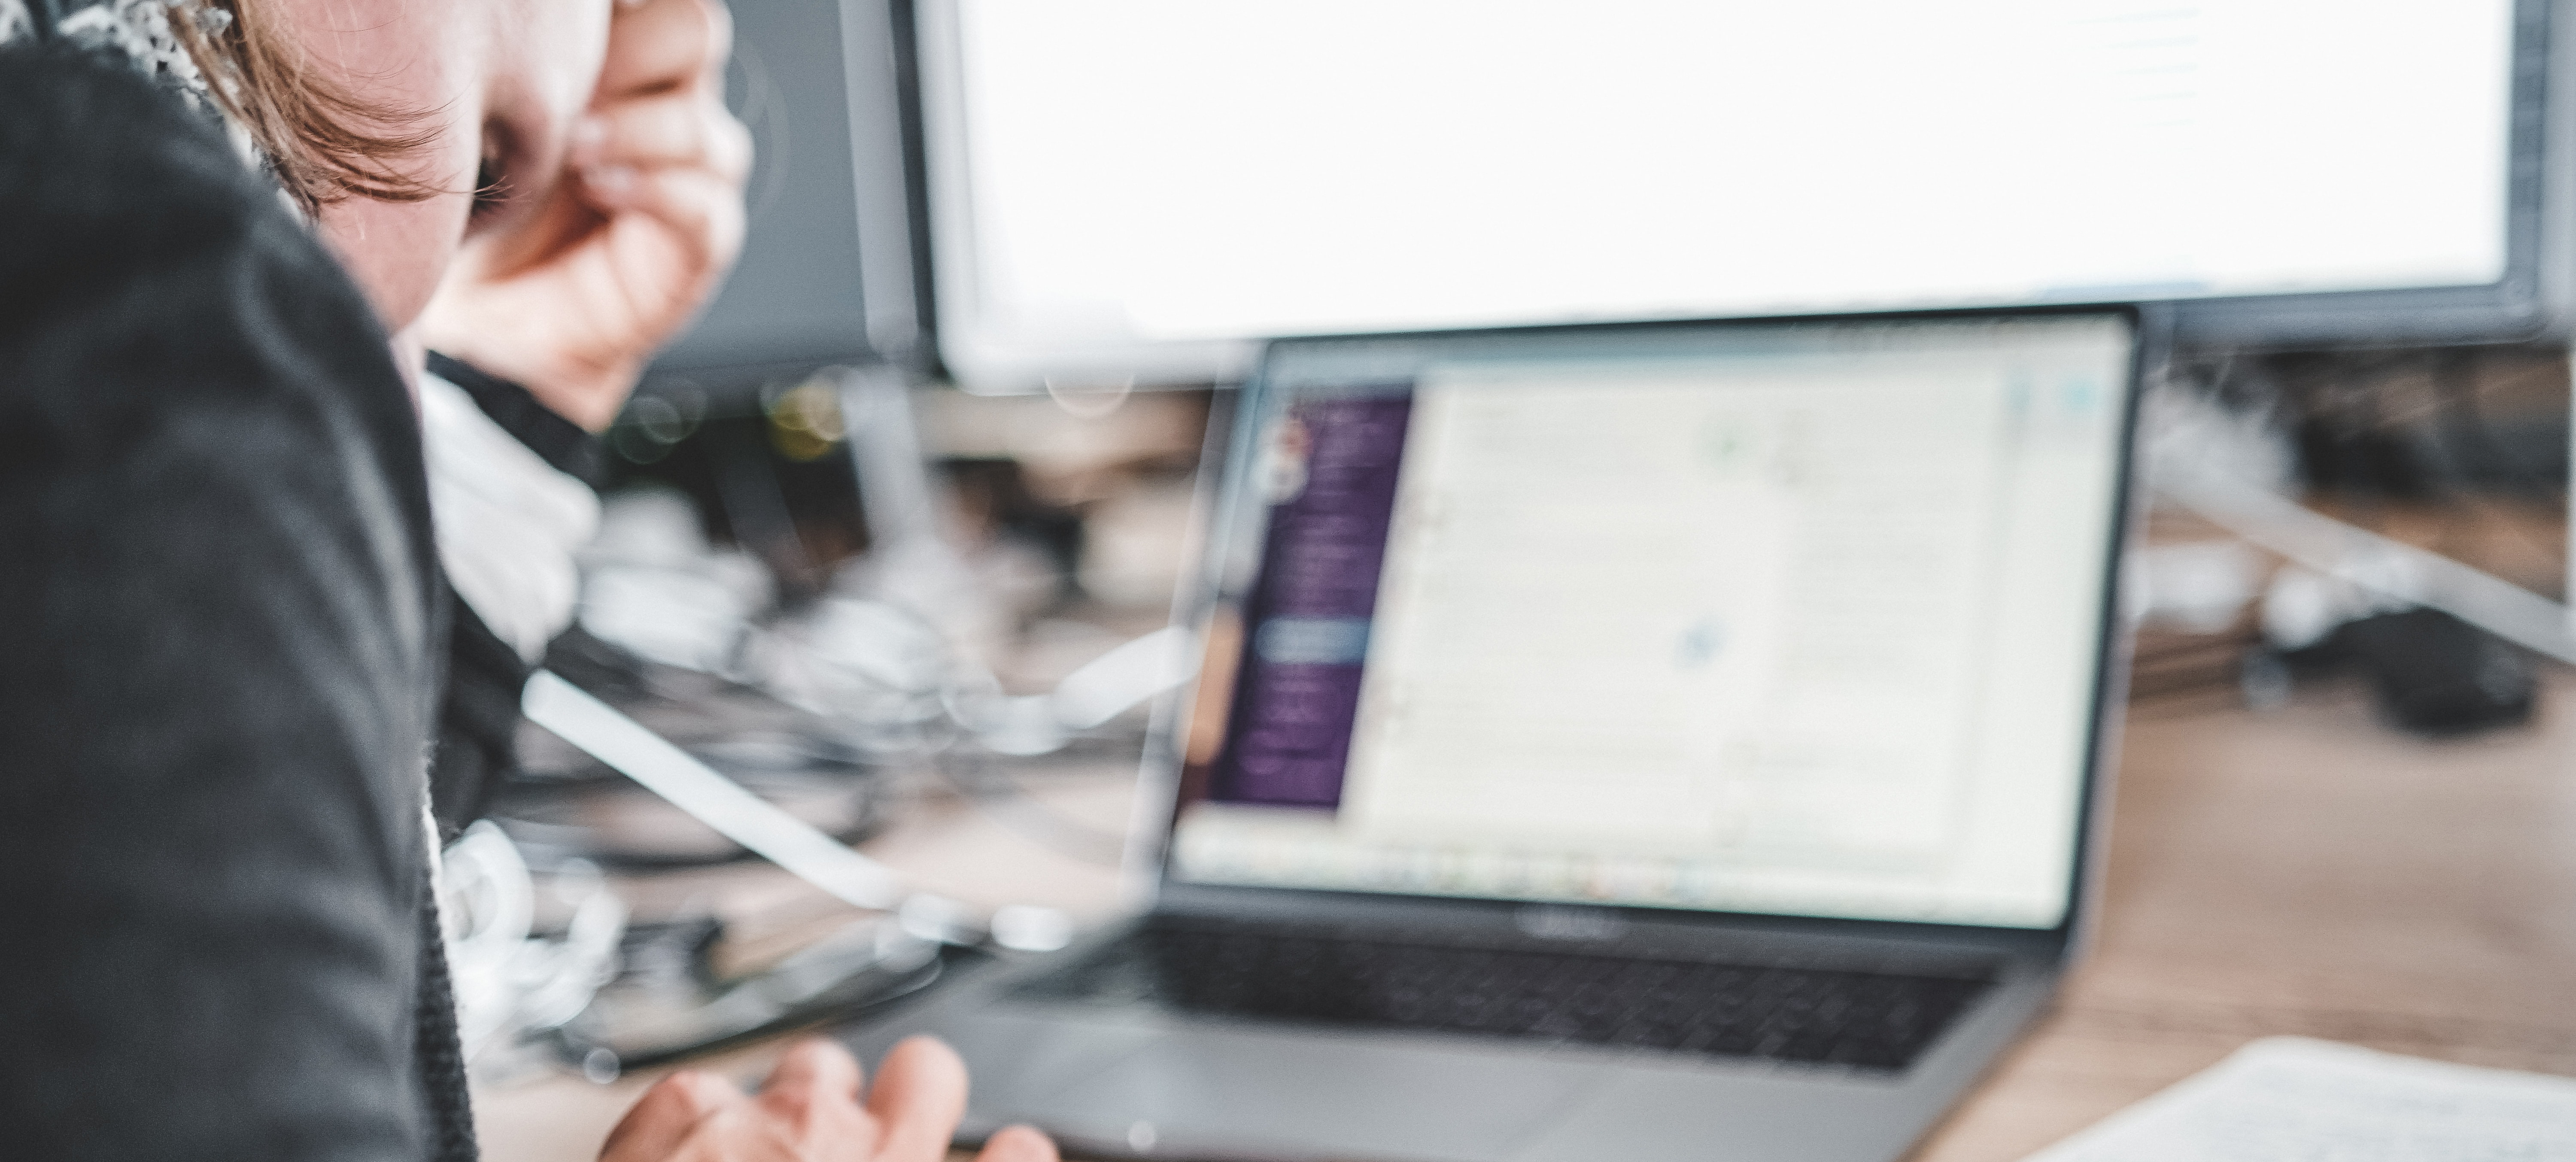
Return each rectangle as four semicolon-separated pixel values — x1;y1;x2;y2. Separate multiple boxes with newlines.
2335;608;2535;736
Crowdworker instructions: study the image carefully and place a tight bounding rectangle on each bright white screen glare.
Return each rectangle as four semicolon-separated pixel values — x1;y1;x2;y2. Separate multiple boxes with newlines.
939;0;2512;388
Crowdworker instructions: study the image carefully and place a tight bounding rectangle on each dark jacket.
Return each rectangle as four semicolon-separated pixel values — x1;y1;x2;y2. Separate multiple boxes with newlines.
0;43;476;1162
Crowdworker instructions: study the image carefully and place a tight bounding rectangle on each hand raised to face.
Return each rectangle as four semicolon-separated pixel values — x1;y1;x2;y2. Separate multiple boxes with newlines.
600;1038;1060;1162
420;0;752;431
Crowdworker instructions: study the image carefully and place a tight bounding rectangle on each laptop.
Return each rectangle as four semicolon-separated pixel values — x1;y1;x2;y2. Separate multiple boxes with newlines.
846;307;2142;1162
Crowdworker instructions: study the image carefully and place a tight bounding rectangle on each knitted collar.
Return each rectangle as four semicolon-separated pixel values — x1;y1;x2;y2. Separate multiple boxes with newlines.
0;0;229;112
3;0;286;198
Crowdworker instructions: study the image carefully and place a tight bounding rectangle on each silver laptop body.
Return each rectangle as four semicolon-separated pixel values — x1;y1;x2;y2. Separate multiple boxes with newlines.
845;308;2142;1162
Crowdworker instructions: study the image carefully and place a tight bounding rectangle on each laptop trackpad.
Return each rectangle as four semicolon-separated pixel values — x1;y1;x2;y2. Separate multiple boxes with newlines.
1021;1025;1594;1161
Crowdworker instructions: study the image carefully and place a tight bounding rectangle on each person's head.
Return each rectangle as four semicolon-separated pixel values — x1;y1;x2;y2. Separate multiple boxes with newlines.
184;0;614;336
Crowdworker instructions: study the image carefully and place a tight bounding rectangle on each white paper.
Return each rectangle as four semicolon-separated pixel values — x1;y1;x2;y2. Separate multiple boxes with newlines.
2026;1037;2576;1162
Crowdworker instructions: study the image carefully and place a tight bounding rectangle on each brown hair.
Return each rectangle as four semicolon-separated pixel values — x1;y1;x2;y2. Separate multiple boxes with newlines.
173;0;444;209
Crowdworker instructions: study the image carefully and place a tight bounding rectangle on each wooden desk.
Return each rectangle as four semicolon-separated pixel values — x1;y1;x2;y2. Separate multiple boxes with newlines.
1913;674;2576;1159
476;677;2576;1162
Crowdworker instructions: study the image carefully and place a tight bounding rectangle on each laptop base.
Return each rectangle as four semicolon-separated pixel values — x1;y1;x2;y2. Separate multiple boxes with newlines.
841;910;2060;1162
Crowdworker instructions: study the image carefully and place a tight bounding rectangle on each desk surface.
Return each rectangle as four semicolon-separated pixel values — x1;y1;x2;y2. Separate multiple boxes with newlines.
475;675;2576;1162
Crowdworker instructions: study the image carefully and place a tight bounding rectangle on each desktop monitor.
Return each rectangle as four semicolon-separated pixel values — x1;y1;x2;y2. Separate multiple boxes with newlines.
917;0;2564;394
642;0;926;397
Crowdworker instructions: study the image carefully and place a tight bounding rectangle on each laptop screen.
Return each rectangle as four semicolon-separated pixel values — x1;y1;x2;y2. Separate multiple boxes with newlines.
1169;313;2133;930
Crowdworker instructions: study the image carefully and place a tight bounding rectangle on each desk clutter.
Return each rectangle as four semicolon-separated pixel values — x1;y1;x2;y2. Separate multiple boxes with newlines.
467;346;2576;1139
441;385;1199;1083
2129;344;2565;737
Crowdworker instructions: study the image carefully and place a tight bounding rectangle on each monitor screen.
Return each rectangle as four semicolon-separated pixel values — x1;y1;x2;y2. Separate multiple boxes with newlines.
923;0;2538;392
1169;313;2135;930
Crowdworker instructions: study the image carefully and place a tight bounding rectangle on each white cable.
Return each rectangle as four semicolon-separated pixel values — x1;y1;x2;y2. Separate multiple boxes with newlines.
2159;472;2576;667
522;671;907;911
1050;625;1201;731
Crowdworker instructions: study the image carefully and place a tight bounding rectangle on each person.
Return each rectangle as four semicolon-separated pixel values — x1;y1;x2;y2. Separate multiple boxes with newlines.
0;1;1054;1159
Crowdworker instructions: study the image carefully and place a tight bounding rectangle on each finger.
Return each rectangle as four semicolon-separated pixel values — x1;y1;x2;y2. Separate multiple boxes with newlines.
762;1038;865;1101
863;1036;972;1162
975;1126;1062;1162
756;1039;873;1153
579;164;747;282
600;0;732;100
574;91;751;182
598;1070;746;1162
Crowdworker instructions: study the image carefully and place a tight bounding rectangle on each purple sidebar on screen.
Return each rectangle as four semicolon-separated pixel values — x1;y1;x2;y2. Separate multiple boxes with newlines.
1213;394;1414;808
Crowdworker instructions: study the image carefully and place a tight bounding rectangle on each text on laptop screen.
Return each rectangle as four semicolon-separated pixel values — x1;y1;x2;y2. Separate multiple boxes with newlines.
1170;316;2132;929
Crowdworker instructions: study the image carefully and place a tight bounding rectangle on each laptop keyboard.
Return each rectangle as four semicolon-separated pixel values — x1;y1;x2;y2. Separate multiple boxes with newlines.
1014;918;1995;1072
